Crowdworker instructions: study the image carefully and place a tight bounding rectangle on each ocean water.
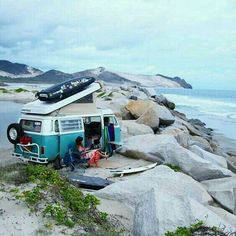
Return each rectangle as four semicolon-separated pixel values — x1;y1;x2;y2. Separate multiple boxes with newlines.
156;88;236;140
0;101;22;148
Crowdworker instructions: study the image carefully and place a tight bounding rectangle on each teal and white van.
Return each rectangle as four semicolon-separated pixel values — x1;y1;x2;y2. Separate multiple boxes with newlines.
7;82;121;167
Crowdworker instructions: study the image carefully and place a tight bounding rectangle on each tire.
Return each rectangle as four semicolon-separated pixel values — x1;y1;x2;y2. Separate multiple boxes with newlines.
7;123;24;144
53;156;62;170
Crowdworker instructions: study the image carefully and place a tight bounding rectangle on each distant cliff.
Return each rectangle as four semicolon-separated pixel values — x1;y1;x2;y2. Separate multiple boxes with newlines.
156;74;192;89
0;60;192;89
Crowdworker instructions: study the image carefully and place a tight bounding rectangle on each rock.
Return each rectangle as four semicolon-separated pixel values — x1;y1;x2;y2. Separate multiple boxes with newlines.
207;205;236;226
120;120;154;139
104;97;112;101
194;124;212;136
96;165;212;208
117;134;234;181
153;94;175;110
125;100;175;126
161;126;190;147
130;88;149;100
133;189;236;236
202;176;236;214
120;86;132;92
136;107;160;131
133;188;191;236
96;165;236;235
171;110;189;121
117;134;165;163
177;117;211;139
166;143;234;181
189;135;213;152
188;118;206;126
98;97;131;119
166;101;175;110
128;95;138;100
188;145;227;168
138;87;153;97
157;104;175;126
125;100;151;119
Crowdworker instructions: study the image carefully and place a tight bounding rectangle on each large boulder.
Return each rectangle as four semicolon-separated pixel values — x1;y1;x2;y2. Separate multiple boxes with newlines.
117;134;165;164
125;100;175;126
188;145;227;168
120;120;154;139
136;106;160;131
202;176;236;214
117;134;234;181
95;166;236;235
96;165;212;208
133;189;236;236
161;126;190;148
97;97;131;119
189;135;213;152
125;100;150;118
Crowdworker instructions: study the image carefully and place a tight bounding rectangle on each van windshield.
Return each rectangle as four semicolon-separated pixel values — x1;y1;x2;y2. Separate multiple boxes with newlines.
20;119;42;133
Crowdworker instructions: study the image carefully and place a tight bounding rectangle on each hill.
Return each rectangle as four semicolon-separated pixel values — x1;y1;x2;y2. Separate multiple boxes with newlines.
0;60;192;88
0;60;42;78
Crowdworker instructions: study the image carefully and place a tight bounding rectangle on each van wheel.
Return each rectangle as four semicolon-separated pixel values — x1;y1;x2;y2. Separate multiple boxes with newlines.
7;123;24;144
54;156;62;170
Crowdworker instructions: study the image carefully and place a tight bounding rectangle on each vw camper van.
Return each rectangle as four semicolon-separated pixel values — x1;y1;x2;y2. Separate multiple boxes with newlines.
7;81;121;167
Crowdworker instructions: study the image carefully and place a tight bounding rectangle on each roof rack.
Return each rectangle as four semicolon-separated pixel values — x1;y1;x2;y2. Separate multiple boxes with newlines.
21;82;102;115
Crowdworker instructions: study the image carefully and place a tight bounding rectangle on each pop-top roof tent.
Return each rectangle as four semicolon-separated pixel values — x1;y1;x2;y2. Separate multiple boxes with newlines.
21;82;102;115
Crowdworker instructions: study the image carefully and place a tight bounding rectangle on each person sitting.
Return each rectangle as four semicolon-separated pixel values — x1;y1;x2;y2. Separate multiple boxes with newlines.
65;136;109;171
86;149;109;167
75;136;90;158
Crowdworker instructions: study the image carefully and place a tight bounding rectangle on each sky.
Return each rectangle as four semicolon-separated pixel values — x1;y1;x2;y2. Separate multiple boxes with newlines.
0;0;236;89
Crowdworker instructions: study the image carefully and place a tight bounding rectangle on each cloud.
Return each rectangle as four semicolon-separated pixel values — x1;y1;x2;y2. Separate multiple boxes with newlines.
0;0;236;89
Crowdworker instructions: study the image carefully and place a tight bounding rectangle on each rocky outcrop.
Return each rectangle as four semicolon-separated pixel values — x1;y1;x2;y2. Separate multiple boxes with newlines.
117;134;234;181
120;120;154;139
96;165;212;207
202;176;236;214
134;189;236;236
96;166;236;235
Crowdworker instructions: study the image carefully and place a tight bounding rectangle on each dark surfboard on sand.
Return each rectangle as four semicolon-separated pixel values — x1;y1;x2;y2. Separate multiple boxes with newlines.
70;175;113;190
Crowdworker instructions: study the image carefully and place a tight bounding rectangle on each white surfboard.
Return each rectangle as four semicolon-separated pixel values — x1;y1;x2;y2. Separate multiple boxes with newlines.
110;162;157;177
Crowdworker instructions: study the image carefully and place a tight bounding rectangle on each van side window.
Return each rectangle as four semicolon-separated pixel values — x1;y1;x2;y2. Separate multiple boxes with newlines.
20;119;42;133
55;120;59;132
60;119;83;132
